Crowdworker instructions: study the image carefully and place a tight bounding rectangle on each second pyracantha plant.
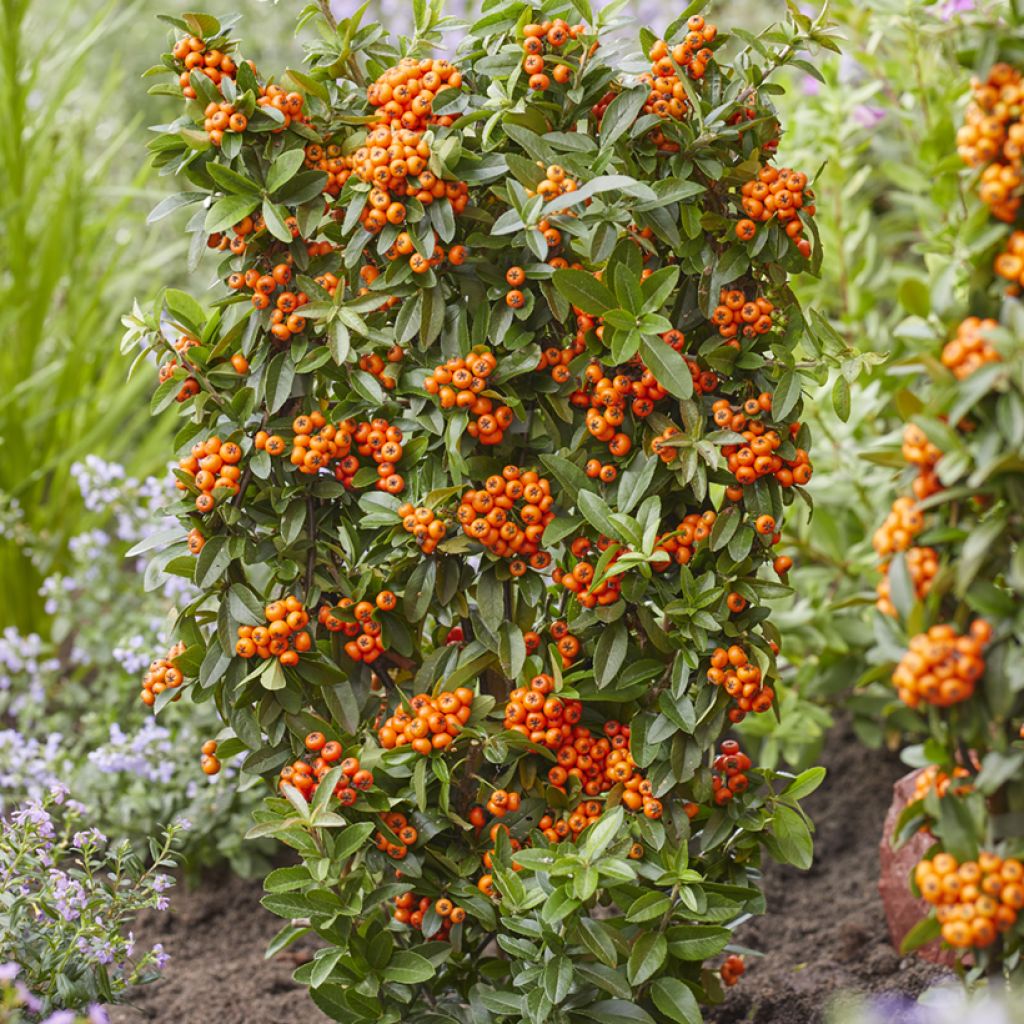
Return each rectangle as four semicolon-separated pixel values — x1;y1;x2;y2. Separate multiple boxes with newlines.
125;2;843;1021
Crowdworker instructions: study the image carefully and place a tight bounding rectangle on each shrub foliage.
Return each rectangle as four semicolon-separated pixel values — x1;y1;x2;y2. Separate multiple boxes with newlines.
129;2;843;1020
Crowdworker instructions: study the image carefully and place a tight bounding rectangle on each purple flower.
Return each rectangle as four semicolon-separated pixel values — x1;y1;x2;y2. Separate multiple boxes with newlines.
852;104;886;128
41;1012;76;1024
72;827;107;849
151;873;173;892
152;943;170;970
88;1007;110;1024
937;0;974;19
0;962;19;982
801;74;821;97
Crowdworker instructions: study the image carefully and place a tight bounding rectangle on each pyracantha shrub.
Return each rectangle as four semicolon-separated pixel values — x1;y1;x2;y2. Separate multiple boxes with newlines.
874;17;1024;983
127;2;843;1020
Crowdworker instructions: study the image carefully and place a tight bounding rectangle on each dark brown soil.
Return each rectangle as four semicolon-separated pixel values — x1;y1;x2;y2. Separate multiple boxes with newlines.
111;722;945;1023
707;720;948;1024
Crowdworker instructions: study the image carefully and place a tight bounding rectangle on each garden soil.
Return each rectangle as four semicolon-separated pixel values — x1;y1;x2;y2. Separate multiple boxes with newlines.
110;721;945;1024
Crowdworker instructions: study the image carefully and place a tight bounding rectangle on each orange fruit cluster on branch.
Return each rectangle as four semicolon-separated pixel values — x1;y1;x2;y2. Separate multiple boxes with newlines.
711;290;775;343
875;546;939;616
457;469;555;565
916;852;1024;949
140;642;186;706
280;731;373;805
176;436;243;512
957;63;1024;221
378;688;476;754
642;17;719;126
712;739;753;804
873;496;925;556
941;316;1001;379
235;596;313;667
318;593;393;664
737;166;815;257
708;647;774;722
892;620;991;708
172;34;237;98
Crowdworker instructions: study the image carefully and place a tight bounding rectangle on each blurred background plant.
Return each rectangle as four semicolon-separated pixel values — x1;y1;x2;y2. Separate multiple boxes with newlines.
735;0;1013;768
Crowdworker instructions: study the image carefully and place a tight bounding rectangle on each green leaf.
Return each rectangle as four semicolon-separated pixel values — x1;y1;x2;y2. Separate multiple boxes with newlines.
900;913;940;954
773;370;803;420
626;891;672;923
205;194;260;234
577;490;623;540
577;1000;656;1024
579;918;619;968
639;336;693;400
769;805;814;869
267;148;306;193
626;932;666;985
583;805;624;859
666;924;730;960
552;269;616;315
403;558;437;623
650;978;701;1024
781;767;826;802
382;951;434;984
600;86;649;149
594;619;627;688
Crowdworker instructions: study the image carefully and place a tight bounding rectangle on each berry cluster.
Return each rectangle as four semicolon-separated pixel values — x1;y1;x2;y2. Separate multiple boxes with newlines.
171;34;237;99
941;316;1001;379
720;955;746;987
520;19;587;92
176;437;243;513
892;620;992;708
235;596;313;667
957;63;1024;221
302;140;349;196
318;593;394;664
911;764;972;805
140;642;186;707
358;347;404;391
397;503;448;554
993;230;1024;290
377;688;476;754
392;893;466;935
901;423;941;472
208;211;266;256
354;59;468;232
707;646;774;722
524;620;581;668
199;739;220;775
875;546;938;617
736;166;815;258
872;497;925;556
256;84;306;130
157;334;199;403
228;262;310;340
201;100;247;145
423;350;514;445
718;411;810;490
375;811;419;859
457;469;555;565
916;852;1024;950
279;731;373;804
652;511;718;568
710;290;775;343
553;536;623;608
503;674;582;748
641;18;718;125
584;459;619;483
711;739;753;804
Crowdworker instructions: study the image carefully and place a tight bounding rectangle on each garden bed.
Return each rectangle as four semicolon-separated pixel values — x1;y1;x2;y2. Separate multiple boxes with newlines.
110;721;944;1023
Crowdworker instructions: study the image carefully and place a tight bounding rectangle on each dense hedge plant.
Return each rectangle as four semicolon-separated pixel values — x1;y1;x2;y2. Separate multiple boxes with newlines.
128;2;843;1020
867;8;1024;983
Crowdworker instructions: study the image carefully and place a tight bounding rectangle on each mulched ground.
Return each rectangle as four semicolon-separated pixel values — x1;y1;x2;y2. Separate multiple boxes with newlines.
110;721;945;1023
